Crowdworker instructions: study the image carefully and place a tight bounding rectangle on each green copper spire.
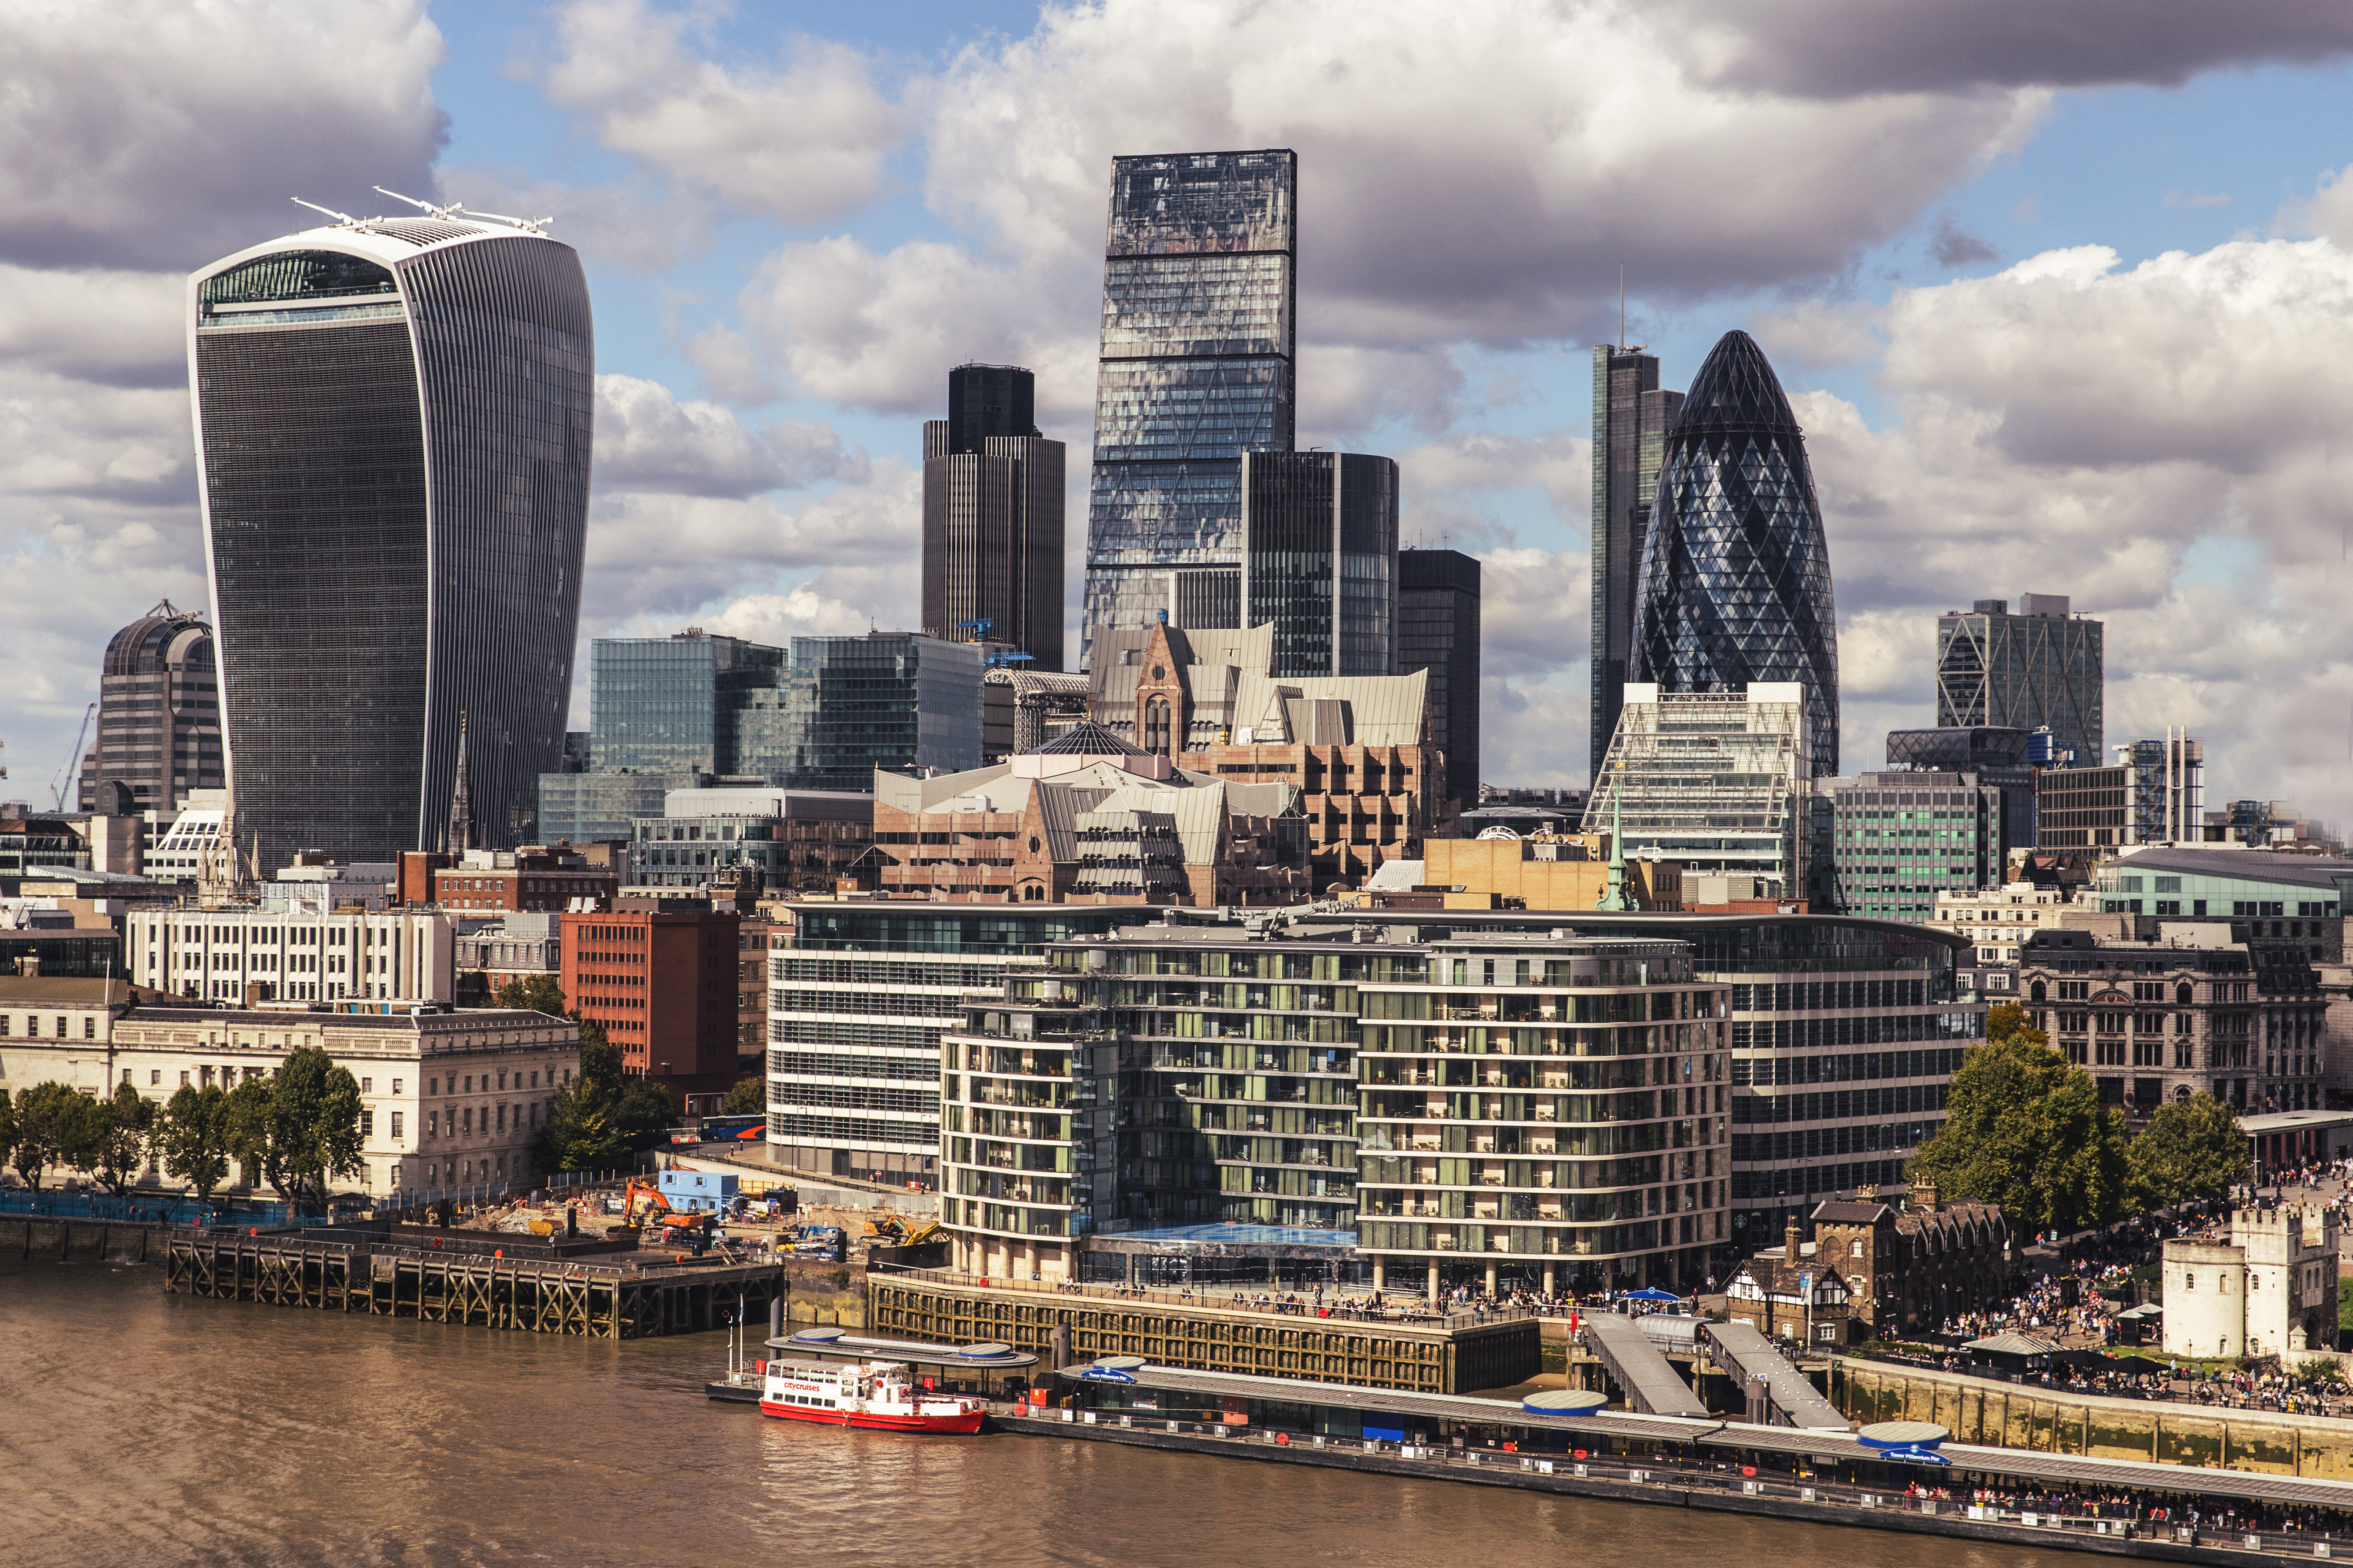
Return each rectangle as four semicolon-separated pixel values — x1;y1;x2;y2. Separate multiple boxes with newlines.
1596;758;1632;910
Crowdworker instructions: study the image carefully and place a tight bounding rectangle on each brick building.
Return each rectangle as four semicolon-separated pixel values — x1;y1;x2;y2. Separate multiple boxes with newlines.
1722;1227;1860;1346
1807;1183;2012;1335
559;902;739;1112
401;845;621;913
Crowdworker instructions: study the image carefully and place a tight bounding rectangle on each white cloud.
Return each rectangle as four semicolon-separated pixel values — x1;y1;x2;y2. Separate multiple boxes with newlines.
534;0;901;223
594;374;865;499
436;165;721;275
0;0;445;271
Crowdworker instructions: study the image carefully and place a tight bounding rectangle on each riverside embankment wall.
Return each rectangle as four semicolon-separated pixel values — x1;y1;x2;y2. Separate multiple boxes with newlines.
1835;1358;2353;1479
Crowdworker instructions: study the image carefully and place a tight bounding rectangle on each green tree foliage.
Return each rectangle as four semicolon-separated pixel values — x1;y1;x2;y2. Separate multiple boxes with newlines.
158;1084;232;1201
85;1082;159;1196
6;1083;85;1191
219;1077;276;1191
721;1077;764;1116
535;1020;676;1174
493;973;567;1015
2129;1092;2249;1207
1907;1004;2131;1236
262;1047;367;1214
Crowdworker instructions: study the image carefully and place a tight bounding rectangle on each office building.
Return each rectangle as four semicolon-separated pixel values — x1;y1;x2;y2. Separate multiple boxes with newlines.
1589;346;1684;782
2088;845;2348;964
1633;331;1839;778
1083;149;1297;652
1928;883;2079;965
561;903;740;1110
2020;927;2325;1117
1239;451;1397;679
453;912;560;1006
774;634;985;792
396;844;620;913
629;786;873;896
1935;595;2102;768
1397;549;1481;812
587;630;786;776
78;600;224;816
1582;684;1817;905
189;208;593;868
1885;726;2039;853
536;771;695;846
2037;735;2203;849
128;906;456;1004
868;723;1307;905
1819;771;2009;922
764;902;1140;1181
921;365;1065;670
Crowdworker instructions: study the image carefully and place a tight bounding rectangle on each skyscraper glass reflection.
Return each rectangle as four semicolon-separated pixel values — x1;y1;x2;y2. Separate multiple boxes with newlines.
1239;451;1396;678
189;209;593;870
1083;150;1297;659
1632;330;1839;777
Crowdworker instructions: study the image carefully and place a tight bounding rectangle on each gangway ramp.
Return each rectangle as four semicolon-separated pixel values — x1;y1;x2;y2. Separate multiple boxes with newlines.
1578;1310;1709;1417
1704;1319;1851;1430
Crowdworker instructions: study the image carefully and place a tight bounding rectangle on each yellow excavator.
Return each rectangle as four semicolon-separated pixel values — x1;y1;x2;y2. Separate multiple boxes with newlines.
862;1215;942;1247
616;1179;716;1243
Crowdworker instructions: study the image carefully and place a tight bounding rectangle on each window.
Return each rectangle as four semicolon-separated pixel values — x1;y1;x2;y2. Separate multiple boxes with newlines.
361;1077;372;1093
83;1017;96;1039
392;1079;403;1095
391;1112;404;1139
179;1070;190;1087
429;1077;439;1096
362;1110;375;1138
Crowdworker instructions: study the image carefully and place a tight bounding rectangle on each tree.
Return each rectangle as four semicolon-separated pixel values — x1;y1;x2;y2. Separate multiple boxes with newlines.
85;1082;159;1196
1907;1005;2130;1236
6;1083;84;1191
263;1047;367;1215
2129;1093;2248;1208
494;973;566;1015
721;1076;764;1116
158;1084;232;1202
219;1077;276;1192
535;1019;675;1173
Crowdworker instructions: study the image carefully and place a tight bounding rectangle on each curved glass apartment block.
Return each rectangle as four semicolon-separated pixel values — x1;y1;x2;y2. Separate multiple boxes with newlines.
1632;330;1839;777
188;215;593;869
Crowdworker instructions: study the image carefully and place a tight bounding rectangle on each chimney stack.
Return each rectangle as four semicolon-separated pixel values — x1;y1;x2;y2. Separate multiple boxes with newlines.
1911;1177;1940;1213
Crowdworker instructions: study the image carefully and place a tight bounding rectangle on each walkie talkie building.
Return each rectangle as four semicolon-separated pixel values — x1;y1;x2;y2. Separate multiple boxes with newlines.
1632;330;1839;778
1083;149;1297;660
188;208;594;871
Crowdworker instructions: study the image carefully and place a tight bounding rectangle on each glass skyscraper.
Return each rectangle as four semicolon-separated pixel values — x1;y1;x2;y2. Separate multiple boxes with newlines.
1633;330;1838;778
1083;150;1297;659
775;634;985;792
189;211;592;870
1395;548;1481;810
1934;594;2102;768
921;364;1066;670
588;631;786;776
1239;451;1397;678
1589;348;1682;783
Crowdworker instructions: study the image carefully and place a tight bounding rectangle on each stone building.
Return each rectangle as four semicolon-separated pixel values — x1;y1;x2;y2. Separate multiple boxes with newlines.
1723;1220;1860;1346
2161;1206;2339;1362
1805;1182;2012;1334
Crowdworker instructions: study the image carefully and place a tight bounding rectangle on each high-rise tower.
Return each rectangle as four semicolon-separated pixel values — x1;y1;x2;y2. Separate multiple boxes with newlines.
921;363;1066;670
1589;346;1683;782
1239;451;1397;678
1082;149;1297;658
188;203;593;871
1396;549;1481;812
79;600;225;815
1632;330;1839;778
1934;595;2102;768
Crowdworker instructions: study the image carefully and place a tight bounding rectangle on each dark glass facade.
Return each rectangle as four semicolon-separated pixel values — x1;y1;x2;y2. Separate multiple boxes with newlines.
587;632;785;776
1084;151;1297;656
191;222;592;870
1934;595;2103;769
1396;549;1481;810
1239;451;1397;678
1589;347;1683;782
1633;330;1839;778
1884;726;2038;851
79;602;224;814
921;366;1065;670
775;634;984;792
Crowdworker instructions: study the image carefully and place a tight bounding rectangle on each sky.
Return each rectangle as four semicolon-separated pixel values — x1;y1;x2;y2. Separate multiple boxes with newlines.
6;0;2353;823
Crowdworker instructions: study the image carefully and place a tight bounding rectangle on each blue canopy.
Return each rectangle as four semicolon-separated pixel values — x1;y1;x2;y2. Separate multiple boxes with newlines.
1622;1287;1682;1302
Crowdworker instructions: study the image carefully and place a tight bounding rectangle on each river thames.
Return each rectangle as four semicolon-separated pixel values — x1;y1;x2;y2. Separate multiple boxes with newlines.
1;1260;2078;1567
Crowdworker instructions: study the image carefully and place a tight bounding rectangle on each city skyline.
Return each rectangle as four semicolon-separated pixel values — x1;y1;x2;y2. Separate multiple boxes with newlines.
6;5;2353;819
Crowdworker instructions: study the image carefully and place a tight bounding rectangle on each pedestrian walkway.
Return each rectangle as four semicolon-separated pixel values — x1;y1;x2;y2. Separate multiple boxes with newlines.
1579;1311;1711;1417
1706;1319;1850;1430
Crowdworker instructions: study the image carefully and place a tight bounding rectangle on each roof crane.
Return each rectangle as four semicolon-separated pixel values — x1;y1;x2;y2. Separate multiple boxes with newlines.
51;700;95;811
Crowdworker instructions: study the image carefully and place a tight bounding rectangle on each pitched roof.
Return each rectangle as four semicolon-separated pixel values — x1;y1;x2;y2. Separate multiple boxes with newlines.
1812;1200;1892;1223
1963;1332;2058;1356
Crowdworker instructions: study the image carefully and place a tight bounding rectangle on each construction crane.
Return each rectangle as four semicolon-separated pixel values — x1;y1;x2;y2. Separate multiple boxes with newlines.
50;702;95;810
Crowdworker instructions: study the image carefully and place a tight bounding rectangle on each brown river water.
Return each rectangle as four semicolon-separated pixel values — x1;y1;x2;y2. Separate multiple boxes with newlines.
0;1259;2076;1568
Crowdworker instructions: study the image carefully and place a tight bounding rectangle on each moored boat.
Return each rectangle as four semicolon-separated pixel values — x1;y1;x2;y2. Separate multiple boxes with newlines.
758;1358;986;1433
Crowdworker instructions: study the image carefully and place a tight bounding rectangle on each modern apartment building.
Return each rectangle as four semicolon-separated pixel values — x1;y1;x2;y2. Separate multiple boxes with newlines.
1634;331;1839;779
127;907;456;1004
1083;149;1298;652
1397;548;1482;812
921;363;1065;670
1589;345;1684;783
1935;595;2103;769
189;207;592;865
78;600;224;816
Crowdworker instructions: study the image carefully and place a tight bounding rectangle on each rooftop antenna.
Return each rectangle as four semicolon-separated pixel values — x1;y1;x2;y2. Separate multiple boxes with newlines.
291;197;356;225
373;185;456;221
454;205;552;235
1619;263;1625;351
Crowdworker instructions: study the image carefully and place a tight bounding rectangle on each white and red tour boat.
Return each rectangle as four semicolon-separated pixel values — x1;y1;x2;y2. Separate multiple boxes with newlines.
758;1358;986;1433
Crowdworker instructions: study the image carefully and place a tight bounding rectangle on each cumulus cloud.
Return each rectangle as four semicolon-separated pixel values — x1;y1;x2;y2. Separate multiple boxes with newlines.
1659;0;2353;97
532;0;901;223
436;165;721;274
594;374;865;499
0;0;445;272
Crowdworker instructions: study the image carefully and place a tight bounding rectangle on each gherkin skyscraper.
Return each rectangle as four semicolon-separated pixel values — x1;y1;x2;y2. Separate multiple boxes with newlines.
1632;330;1839;776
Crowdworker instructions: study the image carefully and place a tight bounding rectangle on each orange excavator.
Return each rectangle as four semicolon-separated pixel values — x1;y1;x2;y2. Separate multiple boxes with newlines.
616;1179;715;1243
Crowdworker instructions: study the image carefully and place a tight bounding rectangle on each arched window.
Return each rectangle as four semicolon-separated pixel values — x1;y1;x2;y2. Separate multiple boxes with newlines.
2028;980;2047;1003
1144;696;1172;755
1849;1240;1864;1258
2177;981;2194;1006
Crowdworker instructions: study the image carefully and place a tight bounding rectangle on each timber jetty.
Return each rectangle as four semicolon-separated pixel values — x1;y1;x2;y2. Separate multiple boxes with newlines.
164;1220;785;1339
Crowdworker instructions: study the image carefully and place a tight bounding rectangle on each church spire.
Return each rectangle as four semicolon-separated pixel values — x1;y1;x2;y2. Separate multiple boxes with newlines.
445;710;475;853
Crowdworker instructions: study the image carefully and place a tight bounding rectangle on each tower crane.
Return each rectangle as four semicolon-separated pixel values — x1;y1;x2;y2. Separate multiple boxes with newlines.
51;701;95;811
